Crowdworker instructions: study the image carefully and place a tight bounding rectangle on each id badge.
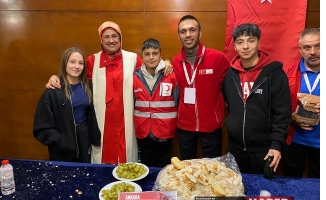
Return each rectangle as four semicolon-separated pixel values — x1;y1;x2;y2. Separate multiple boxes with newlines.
184;87;196;104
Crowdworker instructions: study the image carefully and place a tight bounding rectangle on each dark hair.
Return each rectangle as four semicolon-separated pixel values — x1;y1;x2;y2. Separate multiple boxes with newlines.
232;23;261;41
142;38;161;52
59;47;92;102
178;15;201;32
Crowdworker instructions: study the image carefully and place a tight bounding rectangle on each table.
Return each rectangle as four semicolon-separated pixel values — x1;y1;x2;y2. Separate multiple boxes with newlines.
0;158;320;200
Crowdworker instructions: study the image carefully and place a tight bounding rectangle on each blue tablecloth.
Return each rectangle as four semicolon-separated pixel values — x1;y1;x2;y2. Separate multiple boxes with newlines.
0;158;320;200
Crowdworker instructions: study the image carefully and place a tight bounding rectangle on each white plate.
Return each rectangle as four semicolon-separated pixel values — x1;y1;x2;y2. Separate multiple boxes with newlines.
112;162;149;181
99;180;142;200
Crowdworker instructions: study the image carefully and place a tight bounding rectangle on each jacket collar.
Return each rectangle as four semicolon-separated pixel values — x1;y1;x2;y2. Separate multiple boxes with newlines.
99;51;122;68
180;42;204;61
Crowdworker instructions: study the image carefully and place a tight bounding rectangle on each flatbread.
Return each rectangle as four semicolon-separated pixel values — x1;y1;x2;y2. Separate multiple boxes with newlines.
154;158;245;200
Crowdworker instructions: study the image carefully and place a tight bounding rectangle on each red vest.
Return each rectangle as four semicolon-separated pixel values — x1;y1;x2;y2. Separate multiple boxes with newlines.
133;72;178;139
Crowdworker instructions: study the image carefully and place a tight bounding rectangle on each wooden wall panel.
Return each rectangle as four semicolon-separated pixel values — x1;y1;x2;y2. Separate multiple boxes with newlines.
142;12;227;60
307;0;320;11
145;0;227;11
0;0;144;11
0;0;320;161
305;12;320;28
0;90;48;159
306;0;320;27
0;11;145;90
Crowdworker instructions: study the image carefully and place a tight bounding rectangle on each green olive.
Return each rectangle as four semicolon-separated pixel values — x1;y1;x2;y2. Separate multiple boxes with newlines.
116;162;147;179
101;182;135;200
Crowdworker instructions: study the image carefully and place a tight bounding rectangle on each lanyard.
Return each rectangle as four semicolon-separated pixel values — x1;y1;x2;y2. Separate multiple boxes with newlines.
182;47;205;86
303;72;320;94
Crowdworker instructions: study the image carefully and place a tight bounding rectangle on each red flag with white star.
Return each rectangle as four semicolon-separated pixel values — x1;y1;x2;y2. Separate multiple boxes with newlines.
224;0;307;66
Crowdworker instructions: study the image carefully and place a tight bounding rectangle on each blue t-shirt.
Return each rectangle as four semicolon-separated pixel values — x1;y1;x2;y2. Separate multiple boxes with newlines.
292;58;320;148
70;82;89;124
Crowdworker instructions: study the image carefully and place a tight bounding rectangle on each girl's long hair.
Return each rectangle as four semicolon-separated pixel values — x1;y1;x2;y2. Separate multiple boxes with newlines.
58;47;92;102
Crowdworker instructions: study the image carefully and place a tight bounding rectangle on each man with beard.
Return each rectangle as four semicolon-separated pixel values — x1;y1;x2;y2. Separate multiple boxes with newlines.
172;15;230;160
283;28;320;178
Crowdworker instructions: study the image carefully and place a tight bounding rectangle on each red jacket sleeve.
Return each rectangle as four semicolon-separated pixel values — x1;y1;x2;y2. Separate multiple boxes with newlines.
135;55;143;70
86;55;95;81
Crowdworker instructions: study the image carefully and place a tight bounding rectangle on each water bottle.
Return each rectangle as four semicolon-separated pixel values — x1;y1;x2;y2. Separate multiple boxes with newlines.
263;154;274;179
137;150;141;163
0;160;15;195
260;190;271;196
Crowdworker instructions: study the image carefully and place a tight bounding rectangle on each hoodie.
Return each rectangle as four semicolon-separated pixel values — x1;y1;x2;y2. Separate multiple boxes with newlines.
230;51;272;102
140;60;165;91
222;50;292;152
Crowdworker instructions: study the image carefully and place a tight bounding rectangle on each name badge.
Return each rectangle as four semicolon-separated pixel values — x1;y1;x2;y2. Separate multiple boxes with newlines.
199;69;213;74
184;87;196;104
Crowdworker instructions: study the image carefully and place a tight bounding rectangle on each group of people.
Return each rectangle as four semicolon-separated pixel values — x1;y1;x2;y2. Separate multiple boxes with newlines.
33;14;320;178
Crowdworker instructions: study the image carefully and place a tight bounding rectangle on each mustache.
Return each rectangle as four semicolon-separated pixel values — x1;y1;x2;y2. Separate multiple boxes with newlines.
308;56;319;59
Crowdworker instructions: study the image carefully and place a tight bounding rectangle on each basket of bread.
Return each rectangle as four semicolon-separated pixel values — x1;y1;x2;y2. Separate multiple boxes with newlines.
153;153;245;200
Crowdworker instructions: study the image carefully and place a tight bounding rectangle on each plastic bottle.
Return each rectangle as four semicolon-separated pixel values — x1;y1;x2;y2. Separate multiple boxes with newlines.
137;150;141;163
260;190;271;196
0;160;15;195
263;154;274;179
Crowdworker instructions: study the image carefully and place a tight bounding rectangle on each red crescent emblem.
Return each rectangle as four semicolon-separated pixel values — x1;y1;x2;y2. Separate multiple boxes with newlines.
165;85;171;91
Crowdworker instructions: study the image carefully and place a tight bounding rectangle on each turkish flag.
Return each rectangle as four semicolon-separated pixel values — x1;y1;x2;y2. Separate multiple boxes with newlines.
224;0;307;66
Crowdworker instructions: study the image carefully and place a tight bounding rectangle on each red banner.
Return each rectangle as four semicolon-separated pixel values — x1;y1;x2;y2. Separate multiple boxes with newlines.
224;0;307;66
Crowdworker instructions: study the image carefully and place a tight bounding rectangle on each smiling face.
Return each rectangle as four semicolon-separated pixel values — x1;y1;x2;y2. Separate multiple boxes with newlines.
66;52;84;84
299;33;320;71
142;47;161;74
234;34;260;65
178;19;202;53
101;28;121;54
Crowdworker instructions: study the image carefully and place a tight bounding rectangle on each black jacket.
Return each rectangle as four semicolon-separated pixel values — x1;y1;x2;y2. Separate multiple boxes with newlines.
33;82;101;160
222;61;292;152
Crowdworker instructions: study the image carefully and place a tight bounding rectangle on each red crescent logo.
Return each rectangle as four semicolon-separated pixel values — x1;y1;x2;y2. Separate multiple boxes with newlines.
165;85;171;91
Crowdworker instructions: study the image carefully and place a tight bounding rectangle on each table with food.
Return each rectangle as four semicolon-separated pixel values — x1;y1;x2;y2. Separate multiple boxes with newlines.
0;154;320;200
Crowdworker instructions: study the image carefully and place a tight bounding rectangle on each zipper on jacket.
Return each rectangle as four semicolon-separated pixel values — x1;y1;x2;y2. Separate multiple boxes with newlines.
242;79;266;151
188;61;200;131
138;70;163;96
69;94;79;160
242;103;247;151
182;49;204;131
248;77;267;97
231;76;247;151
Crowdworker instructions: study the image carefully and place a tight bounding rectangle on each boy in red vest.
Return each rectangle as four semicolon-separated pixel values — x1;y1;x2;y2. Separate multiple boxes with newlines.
133;38;179;167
